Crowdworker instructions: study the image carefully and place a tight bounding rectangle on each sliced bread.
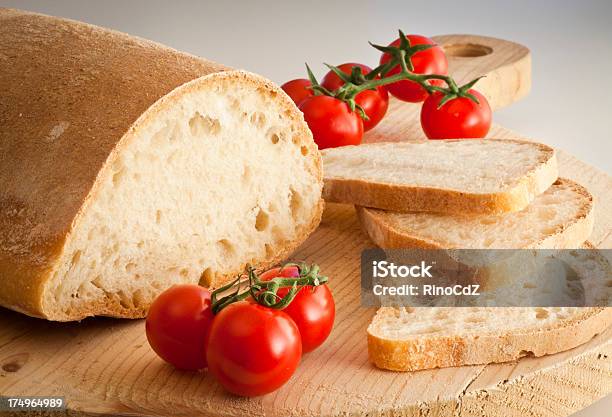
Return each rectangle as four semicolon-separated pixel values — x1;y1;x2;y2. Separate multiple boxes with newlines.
358;178;593;249
478;242;612;307
368;242;612;371
322;139;558;214
359;176;605;371
0;9;323;321
367;306;612;371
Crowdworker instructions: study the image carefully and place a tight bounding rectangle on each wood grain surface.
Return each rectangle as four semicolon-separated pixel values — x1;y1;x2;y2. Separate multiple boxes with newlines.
0;35;610;417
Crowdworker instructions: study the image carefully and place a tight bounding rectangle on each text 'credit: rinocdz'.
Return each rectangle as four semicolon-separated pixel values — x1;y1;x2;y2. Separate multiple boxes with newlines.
360;248;612;307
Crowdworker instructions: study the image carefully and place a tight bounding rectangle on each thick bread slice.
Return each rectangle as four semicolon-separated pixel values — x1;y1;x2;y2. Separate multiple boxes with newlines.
0;9;323;321
367;306;612;371
479;241;612;307
323;139;558;214
368;245;612;372
358;178;593;249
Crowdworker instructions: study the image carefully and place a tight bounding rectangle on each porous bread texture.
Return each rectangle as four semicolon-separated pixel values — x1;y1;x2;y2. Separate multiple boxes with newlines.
480;246;612;307
0;9;322;321
359;175;606;372
358;178;593;249
42;73;323;321
322;139;558;214
367;306;612;371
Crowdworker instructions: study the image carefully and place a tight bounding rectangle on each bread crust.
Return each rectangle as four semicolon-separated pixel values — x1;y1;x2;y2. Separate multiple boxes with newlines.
0;9;323;320
323;139;558;215
368;307;612;371
360;177;604;372
357;178;594;250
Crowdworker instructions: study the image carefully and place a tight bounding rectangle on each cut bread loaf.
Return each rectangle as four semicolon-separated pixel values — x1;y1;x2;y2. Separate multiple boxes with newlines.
0;9;323;321
368;306;612;371
358;178;593;249
322;139;558;214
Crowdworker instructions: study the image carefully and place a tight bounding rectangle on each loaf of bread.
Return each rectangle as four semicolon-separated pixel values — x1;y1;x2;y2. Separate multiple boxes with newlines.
0;9;323;321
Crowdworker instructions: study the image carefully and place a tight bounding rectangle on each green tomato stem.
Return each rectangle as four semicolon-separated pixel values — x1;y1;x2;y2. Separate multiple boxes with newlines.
210;263;327;314
313;32;484;117
346;65;459;98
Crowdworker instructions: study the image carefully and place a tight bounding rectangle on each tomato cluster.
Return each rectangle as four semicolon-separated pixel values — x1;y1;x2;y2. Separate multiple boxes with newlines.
379;34;448;103
281;32;492;149
146;265;334;397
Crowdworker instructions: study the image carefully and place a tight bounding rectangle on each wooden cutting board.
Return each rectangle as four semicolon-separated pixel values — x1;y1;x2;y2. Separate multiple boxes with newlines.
1;35;610;417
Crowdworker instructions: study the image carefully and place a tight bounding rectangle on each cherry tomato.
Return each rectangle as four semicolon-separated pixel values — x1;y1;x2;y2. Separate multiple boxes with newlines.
259;265;300;281
244;265;300;306
206;302;302;396
278;285;335;352
299;95;363;149
321;63;389;132
260;266;335;353
281;78;313;106
379;34;448;102
420;89;492;139
146;284;213;371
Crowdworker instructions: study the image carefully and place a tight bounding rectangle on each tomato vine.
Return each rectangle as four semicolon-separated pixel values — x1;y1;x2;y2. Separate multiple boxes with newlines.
307;29;484;115
210;263;327;314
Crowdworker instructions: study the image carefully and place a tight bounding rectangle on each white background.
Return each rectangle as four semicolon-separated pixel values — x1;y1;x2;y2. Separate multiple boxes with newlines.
1;1;611;415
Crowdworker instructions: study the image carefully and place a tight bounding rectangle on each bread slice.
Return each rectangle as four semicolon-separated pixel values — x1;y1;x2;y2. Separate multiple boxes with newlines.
358;178;593;249
0;9;323;321
368;242;612;371
367;306;612;371
479;242;612;307
322;139;558;214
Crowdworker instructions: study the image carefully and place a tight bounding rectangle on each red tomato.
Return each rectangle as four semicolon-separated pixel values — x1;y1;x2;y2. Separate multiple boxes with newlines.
146;284;213;371
281;78;313;106
299;95;363;149
277;285;335;352
260;266;335;353
351;88;390;132
321;63;389;132
244;265;300;306
379;34;448;102
420;89;492;139
320;63;372;91
206;302;302;396
259;265;300;281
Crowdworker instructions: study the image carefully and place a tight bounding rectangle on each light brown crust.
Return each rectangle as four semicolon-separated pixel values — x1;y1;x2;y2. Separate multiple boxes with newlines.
357;178;594;250
361;175;603;372
0;9;323;320
368;307;612;372
323;139;558;215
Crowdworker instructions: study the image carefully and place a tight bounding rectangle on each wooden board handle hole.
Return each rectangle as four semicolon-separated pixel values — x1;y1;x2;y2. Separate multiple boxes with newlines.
443;43;493;58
